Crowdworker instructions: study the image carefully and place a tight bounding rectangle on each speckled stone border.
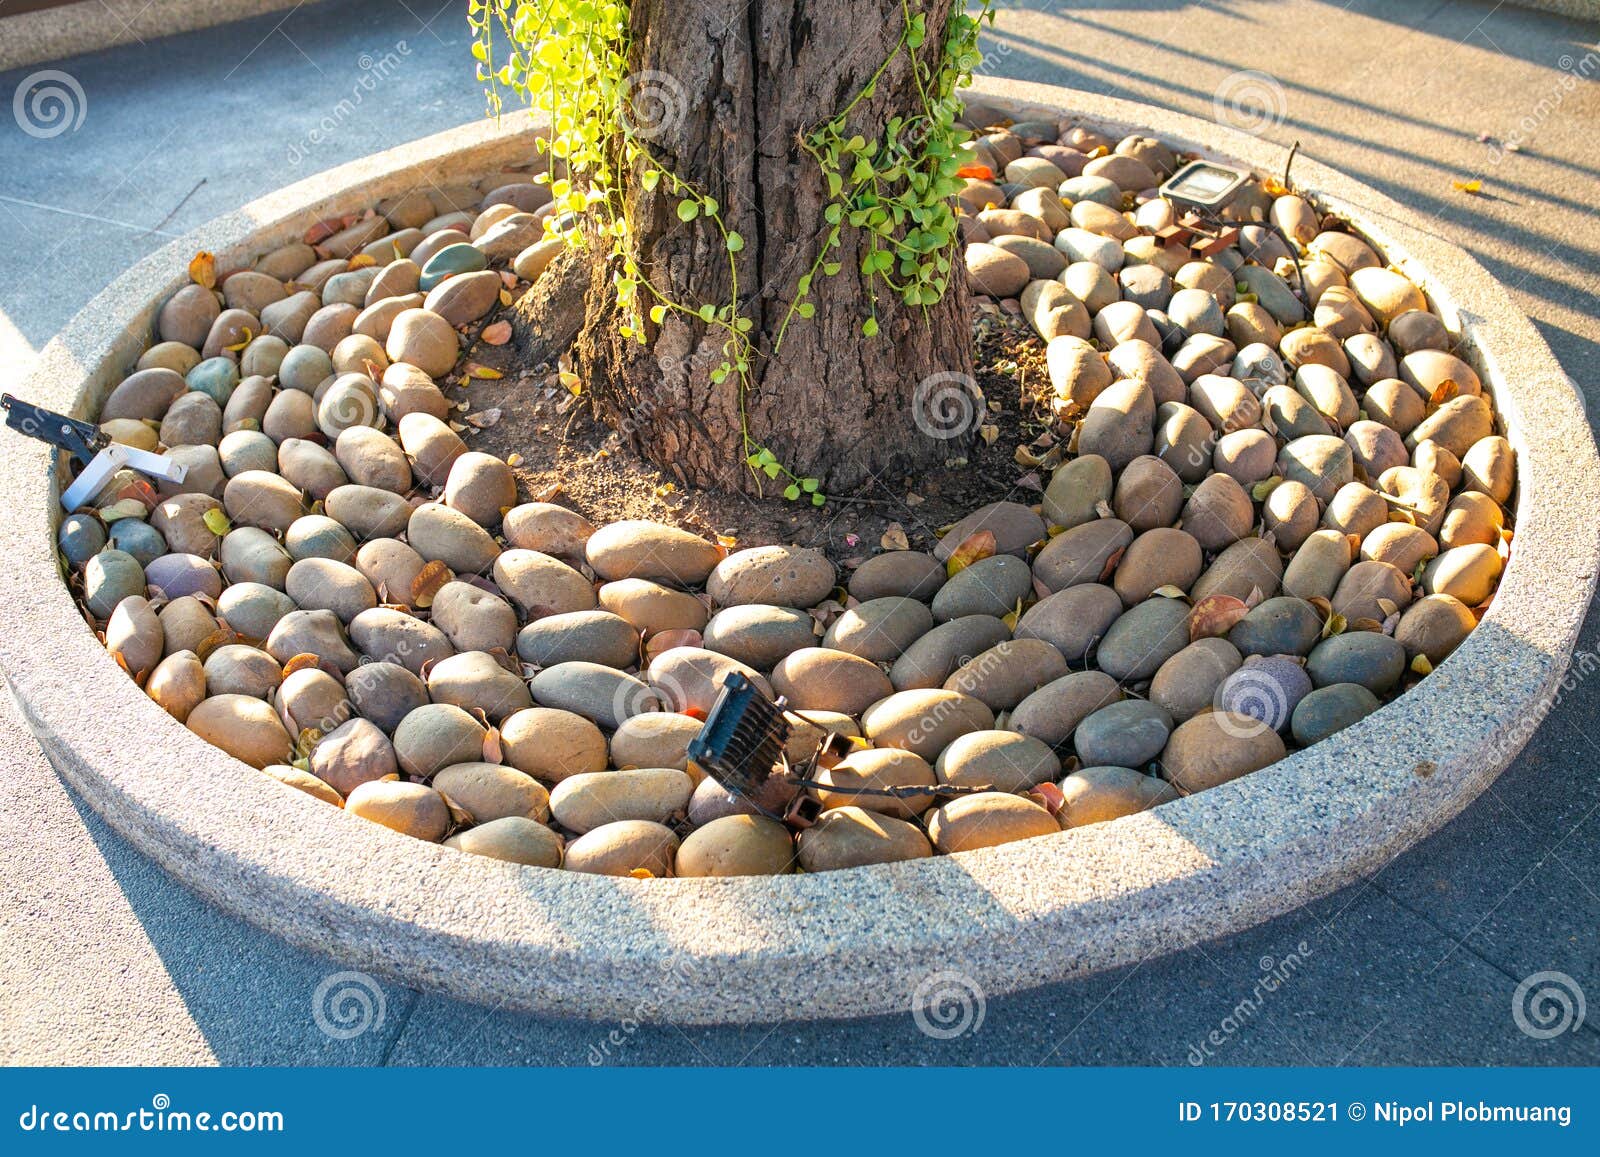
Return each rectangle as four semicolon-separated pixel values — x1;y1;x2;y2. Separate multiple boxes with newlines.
2;79;1595;1025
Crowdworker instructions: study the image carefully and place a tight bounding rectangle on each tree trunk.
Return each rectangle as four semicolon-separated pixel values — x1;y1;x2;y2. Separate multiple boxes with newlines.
569;0;976;495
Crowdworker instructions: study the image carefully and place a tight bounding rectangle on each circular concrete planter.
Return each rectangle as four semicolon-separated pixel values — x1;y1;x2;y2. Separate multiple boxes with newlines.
2;79;1595;1024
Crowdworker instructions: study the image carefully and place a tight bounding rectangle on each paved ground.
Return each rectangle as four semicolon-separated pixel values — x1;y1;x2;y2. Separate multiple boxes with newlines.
1;0;1598;1065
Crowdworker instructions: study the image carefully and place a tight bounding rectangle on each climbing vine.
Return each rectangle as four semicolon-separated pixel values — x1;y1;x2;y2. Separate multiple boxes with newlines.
469;0;992;503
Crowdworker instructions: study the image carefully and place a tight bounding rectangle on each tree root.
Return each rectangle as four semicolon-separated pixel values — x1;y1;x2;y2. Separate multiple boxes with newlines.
508;246;589;369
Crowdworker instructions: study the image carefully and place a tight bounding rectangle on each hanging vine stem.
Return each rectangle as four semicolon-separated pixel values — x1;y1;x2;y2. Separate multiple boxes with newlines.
470;0;993;505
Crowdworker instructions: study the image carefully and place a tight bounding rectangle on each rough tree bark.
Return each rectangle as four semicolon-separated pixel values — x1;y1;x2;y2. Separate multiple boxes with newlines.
566;0;976;495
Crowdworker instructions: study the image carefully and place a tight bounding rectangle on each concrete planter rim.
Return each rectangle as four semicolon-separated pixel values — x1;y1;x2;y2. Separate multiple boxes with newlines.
2;78;1594;1024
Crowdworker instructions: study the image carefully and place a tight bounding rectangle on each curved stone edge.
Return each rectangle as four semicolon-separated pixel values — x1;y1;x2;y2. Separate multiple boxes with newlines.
0;79;1594;1025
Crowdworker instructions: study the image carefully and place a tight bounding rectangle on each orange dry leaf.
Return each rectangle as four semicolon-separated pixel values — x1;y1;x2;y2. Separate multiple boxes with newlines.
410;560;451;608
955;163;994;179
1188;594;1249;641
480;320;512;346
281;653;323;677
945;530;996;577
188;251;216;288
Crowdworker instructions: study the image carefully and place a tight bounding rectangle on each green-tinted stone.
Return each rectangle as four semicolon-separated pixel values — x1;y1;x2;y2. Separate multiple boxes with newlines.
418;243;489;291
1305;632;1406;693
1291;682;1381;746
186;356;240;406
106;519;167;566
58;513;106;567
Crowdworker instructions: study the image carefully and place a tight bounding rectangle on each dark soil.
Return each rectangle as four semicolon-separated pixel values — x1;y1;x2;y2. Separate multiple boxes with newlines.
455;300;1059;569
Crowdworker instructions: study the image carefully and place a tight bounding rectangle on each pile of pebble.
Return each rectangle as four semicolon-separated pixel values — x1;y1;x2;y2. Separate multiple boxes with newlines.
58;109;1513;879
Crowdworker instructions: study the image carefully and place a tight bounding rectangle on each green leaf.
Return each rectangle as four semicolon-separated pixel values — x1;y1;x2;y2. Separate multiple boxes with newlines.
801;478;819;493
783;483;801;501
726;232;744;252
677;200;699;222
862;317;879;337
811;492;826;507
762;463;781;479
648;304;666;324
641;169;661;191
698;303;716;322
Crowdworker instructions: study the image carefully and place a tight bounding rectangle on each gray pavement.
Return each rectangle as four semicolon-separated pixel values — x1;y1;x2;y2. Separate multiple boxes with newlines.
2;0;1598;1065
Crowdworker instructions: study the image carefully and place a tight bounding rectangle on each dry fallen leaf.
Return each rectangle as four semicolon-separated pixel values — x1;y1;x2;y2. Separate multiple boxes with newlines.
188;251;216;289
945;530;996;577
1188;594;1249;640
463;362;503;380
1024;781;1066;817
99;498;150;523
1428;379;1460;408
1451;178;1483;195
464;408;503;429
481;320;512;346
1250;475;1284;502
282;653;323;677
411;560;451;608
881;522;910;551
